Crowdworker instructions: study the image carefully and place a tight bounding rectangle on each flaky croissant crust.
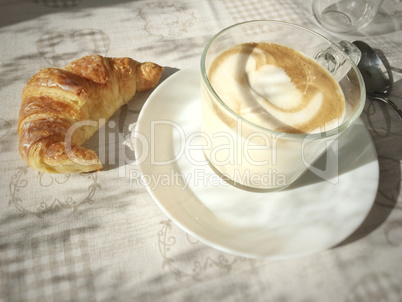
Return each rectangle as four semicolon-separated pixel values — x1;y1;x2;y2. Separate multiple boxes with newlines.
18;55;163;173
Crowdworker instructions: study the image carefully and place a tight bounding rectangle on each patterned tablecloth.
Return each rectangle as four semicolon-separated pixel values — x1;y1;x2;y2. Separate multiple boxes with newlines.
1;0;402;301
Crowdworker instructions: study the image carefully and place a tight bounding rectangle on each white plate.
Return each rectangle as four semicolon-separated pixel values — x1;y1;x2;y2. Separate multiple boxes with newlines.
134;65;379;260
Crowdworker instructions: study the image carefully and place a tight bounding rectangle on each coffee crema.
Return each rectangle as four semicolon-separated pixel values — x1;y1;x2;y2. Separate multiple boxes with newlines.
208;42;346;134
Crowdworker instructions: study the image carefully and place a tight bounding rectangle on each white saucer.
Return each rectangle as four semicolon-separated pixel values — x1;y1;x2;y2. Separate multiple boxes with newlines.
134;65;379;260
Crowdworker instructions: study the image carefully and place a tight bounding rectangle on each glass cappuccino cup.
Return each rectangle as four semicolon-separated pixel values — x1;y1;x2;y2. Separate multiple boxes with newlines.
200;20;365;191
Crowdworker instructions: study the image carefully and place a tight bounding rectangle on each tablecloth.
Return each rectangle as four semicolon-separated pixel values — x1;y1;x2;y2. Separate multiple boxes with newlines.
1;0;401;301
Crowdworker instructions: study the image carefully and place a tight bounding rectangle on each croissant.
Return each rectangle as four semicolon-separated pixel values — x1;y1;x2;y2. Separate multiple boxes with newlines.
18;55;163;173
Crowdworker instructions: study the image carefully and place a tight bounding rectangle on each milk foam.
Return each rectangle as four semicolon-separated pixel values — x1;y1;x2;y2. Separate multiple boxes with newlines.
208;43;345;134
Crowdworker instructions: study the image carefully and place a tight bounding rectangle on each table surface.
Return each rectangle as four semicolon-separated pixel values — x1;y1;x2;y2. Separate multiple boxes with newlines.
1;0;402;301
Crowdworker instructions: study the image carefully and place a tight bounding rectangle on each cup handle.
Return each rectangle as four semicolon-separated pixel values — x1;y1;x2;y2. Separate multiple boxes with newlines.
315;40;361;79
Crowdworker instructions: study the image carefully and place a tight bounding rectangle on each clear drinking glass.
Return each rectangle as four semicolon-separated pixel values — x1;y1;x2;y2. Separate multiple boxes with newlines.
200;20;366;191
313;0;384;33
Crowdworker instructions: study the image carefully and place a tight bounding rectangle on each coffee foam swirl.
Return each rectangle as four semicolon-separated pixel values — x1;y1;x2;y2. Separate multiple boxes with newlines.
208;43;345;134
